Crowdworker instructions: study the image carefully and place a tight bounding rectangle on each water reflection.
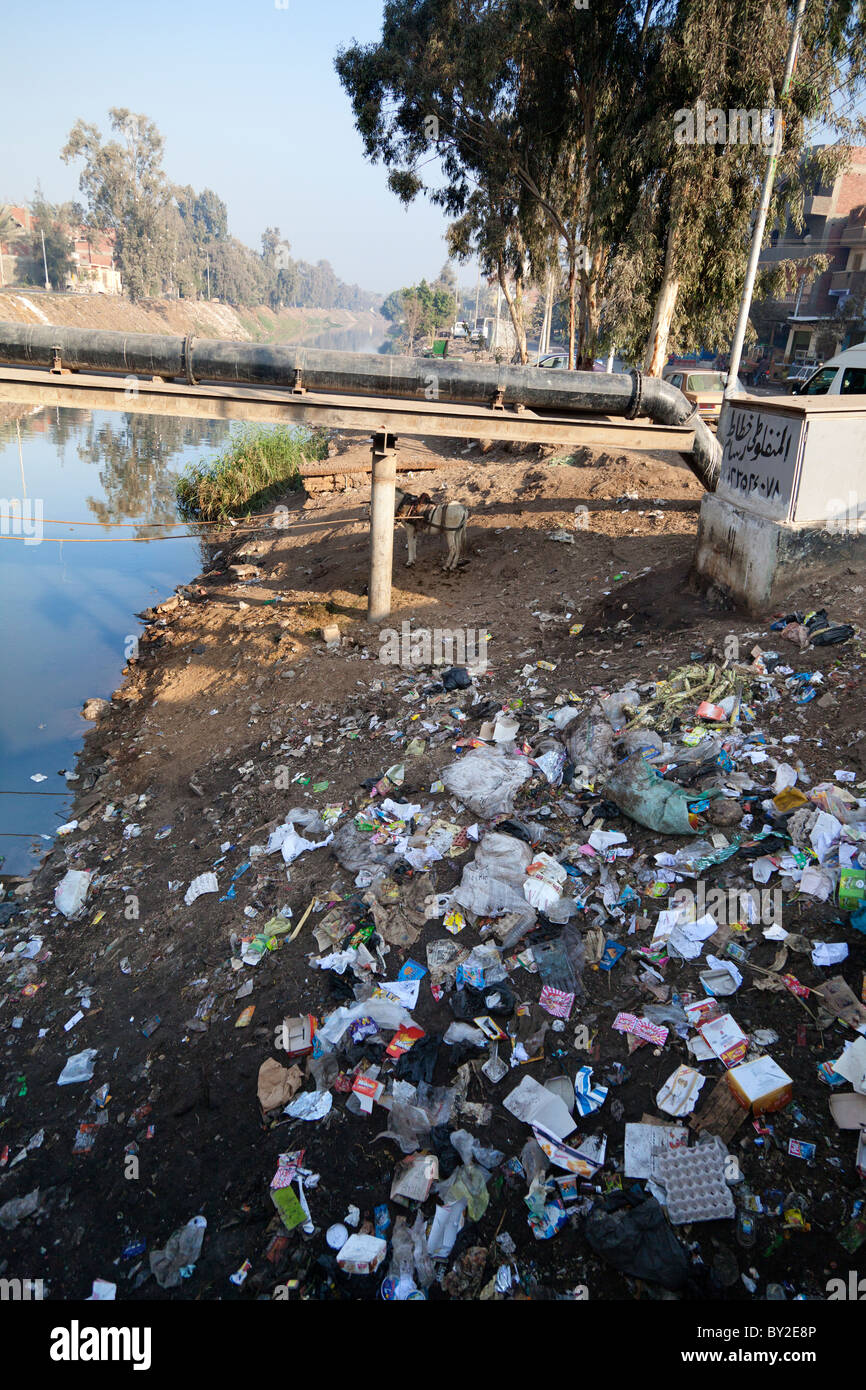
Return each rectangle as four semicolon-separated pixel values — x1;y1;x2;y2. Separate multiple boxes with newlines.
301;318;389;354
0;408;229;874
77;415;229;536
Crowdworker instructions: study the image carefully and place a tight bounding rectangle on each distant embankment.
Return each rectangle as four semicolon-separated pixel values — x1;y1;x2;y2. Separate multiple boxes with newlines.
0;290;384;345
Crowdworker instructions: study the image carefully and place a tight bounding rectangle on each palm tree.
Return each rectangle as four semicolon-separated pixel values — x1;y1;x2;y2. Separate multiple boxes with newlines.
0;205;26;288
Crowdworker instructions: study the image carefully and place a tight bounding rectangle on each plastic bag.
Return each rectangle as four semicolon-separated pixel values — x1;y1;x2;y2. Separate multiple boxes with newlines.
0;1188;42;1232
532;925;585;996
331;821;398;877
600;683;641;730
450;1129;505;1171
150;1216;207;1289
442;746;532;819
453;832;534;917
606;754;708;835
378;1101;432;1154
439;1163;489;1222
267;808;333;865
560;701;616;786
451;981;516;1020
54;869;92;917
57;1048;98;1086
585;1195;689;1291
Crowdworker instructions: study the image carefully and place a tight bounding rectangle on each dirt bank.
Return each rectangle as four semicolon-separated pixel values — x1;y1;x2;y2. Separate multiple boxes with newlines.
0;289;383;345
1;433;864;1303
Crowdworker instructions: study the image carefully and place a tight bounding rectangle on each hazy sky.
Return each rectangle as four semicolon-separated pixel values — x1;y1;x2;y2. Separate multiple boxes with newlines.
1;0;455;295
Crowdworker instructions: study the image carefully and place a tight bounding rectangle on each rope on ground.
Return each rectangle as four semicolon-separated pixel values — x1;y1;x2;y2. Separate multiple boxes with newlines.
0;515;365;543
35;508;304;527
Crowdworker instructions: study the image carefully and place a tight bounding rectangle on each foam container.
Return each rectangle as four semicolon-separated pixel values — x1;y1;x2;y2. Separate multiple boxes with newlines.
657;1144;736;1225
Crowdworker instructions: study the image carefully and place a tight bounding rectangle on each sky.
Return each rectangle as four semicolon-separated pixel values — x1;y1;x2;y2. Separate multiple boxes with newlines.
0;0;454;295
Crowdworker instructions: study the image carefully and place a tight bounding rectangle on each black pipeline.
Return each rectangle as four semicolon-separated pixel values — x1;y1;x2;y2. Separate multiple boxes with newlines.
0;322;721;490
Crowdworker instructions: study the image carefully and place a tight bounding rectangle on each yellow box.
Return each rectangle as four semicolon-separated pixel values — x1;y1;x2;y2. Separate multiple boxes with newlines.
726;1056;793;1115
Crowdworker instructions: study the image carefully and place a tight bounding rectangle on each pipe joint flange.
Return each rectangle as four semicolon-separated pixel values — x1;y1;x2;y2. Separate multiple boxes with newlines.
182;335;198;385
625;370;643;419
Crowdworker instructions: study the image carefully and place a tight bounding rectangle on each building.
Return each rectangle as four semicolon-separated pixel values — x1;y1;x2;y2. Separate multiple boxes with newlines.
0;205;122;294
756;147;866;365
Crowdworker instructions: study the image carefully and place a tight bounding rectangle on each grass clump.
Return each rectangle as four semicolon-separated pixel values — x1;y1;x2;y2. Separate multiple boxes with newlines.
176;423;328;521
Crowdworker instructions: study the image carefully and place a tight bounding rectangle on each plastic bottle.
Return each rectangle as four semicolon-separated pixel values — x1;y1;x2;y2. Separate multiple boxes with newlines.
736;1211;757;1248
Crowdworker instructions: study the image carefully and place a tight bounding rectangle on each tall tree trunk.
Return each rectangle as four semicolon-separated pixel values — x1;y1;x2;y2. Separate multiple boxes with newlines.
497;258;528;364
566;253;577;369
643;218;680;375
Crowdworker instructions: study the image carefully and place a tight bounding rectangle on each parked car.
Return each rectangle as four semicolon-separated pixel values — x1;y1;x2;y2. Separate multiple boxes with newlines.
785;361;822;390
537;352;571;369
661;367;746;425
789;342;866;396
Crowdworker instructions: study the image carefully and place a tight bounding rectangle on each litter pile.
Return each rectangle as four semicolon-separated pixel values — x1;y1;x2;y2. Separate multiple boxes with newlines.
2;612;865;1301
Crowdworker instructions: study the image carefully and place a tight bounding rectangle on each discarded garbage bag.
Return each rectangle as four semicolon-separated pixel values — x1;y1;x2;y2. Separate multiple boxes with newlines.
331;821;398;878
451;981;516;1020
605;753;715;835
54;869;92;918
267;808;333;865
0;1187;42;1232
453;832;535;918
395;1033;441;1085
559;701;616;786
585;1194;689;1290
441;746;532;819
439;1162;489;1222
150;1216;207;1289
532;926;585;997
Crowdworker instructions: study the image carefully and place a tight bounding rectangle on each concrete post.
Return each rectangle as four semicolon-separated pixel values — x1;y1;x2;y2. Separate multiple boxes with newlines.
367;430;398;623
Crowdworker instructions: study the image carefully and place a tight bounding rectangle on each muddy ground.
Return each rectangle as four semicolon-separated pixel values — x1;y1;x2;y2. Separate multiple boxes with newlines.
1;432;864;1302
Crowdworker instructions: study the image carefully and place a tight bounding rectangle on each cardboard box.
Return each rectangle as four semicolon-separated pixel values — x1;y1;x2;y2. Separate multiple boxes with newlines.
281;1014;316;1059
727;1056;793;1114
336;1234;387;1275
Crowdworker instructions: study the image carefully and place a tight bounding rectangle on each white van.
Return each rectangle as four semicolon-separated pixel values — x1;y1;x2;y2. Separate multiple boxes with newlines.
791;341;866;396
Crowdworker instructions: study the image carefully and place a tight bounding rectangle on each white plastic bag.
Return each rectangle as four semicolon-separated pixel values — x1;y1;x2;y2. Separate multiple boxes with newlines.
54;869;92;917
441;746;532;819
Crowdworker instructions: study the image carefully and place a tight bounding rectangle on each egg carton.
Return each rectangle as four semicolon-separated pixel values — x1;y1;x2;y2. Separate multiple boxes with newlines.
657;1144;736;1225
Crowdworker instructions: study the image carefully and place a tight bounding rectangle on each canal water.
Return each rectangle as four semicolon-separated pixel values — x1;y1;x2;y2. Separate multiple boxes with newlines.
0;319;389;875
0;409;230;873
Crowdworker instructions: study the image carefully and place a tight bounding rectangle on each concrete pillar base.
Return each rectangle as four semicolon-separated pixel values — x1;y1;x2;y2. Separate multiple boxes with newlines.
693;492;866;613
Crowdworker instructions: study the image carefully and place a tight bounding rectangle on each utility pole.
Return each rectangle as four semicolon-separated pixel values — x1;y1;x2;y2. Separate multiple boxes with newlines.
206;249;211;300
367;431;397;622
473;261;481;330
725;0;807;410
40;229;50;290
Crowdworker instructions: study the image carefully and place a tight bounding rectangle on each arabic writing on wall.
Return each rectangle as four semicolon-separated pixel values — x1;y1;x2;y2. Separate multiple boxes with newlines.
721;409;799;510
